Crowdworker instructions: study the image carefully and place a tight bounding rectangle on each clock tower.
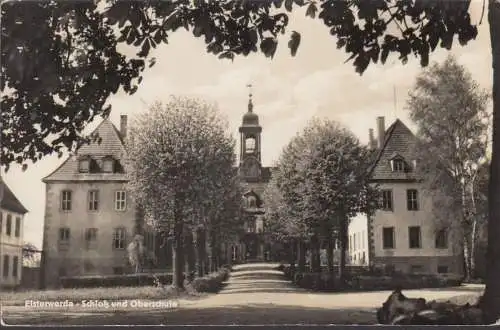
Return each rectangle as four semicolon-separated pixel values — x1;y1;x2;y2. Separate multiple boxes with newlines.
239;86;262;180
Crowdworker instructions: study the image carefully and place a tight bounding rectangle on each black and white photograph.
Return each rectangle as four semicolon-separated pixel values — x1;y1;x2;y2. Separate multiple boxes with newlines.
0;0;499;326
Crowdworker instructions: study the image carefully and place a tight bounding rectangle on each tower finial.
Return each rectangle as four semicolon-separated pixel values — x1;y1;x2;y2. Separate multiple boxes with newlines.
246;83;253;112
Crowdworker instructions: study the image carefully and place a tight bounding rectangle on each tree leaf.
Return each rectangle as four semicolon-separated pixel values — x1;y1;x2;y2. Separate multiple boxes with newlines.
288;31;301;56
260;37;278;58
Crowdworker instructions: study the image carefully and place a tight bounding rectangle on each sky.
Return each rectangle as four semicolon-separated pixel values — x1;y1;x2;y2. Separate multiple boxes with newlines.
2;1;493;249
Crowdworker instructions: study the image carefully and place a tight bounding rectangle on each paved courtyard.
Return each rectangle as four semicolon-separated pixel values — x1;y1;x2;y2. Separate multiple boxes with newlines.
1;263;484;325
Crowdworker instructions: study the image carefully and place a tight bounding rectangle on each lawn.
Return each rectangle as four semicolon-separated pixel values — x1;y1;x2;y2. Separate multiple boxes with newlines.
0;285;190;306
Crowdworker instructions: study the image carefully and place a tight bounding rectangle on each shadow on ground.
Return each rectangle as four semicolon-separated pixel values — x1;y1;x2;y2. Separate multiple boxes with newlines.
2;305;377;325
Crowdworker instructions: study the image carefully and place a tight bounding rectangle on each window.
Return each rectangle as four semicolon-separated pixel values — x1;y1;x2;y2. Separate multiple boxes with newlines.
437;265;449;274
382;227;395;249
245;137;256;153
15;217;21;237
381;189;393;211
84;228;98;249
113;228;126;249
103;158;114;173
410;265;424;273
3;255;9;278
362;231;365;249
79;158;90;172
6;214;12;236
83;260;95;273
409;226;422;249
61;190;72;211
349;235;352;251
88;190;99;211
115;191;126;211
12;256;19;277
362;252;366;264
407;189;419;211
247;195;257;208
113;267;124;275
59;267;67;277
435;229;448;249
247;219;256;233
59;228;70;241
392;159;405;172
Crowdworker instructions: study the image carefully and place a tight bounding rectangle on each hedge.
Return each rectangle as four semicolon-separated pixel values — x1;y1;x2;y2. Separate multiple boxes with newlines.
187;266;230;293
281;265;463;292
60;272;179;289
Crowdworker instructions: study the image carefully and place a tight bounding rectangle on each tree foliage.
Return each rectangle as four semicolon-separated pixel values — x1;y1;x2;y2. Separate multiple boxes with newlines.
1;0;480;169
264;118;378;242
126;96;239;285
408;55;490;279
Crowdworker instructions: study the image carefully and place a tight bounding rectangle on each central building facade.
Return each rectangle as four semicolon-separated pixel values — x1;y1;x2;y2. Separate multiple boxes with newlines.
231;95;276;262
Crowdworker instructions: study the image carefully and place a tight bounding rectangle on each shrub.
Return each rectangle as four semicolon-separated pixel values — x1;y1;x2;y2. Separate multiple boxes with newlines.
276;264;286;271
188;268;229;293
289;271;464;292
60;272;178;289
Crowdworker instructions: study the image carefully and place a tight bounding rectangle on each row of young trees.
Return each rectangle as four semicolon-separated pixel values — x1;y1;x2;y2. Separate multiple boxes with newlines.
125;97;245;288
263;118;379;284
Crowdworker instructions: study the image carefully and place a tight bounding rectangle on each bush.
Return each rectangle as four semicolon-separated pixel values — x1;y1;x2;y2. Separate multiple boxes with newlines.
188;268;229;293
291;272;335;291
288;271;463;292
276;264;286;271
60;272;178;289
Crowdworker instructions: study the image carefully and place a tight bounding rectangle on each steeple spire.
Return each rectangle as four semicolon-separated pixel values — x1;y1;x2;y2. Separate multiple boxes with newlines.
246;83;253;112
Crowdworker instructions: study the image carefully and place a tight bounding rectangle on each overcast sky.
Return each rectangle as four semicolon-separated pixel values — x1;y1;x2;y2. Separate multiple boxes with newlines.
3;1;492;249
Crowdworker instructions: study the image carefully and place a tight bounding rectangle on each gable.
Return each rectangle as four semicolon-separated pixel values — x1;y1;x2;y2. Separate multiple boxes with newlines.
0;179;28;214
369;119;418;181
43;119;127;182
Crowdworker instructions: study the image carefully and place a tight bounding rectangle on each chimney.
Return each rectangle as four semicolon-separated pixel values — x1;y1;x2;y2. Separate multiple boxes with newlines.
377;116;385;149
368;128;377;150
120;115;127;140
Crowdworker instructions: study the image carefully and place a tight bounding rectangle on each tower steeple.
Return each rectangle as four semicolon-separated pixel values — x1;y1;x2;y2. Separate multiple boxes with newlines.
239;85;262;176
247;83;253;112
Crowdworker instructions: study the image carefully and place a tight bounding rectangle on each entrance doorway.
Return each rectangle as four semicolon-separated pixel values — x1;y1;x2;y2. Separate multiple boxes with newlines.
245;234;259;260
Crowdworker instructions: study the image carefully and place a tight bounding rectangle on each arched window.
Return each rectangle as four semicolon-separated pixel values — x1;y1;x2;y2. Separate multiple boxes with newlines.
247;195;257;208
245;137;256;153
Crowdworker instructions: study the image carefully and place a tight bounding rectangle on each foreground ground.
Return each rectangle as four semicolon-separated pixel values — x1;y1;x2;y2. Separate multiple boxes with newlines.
1;263;484;325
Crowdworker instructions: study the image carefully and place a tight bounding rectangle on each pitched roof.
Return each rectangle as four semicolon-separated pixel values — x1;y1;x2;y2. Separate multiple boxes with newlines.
42;119;127;182
368;119;418;181
0;178;28;214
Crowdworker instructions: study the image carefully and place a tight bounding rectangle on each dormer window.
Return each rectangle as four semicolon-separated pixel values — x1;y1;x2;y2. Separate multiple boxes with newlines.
392;159;405;172
79;156;91;173
389;154;409;173
102;156;115;173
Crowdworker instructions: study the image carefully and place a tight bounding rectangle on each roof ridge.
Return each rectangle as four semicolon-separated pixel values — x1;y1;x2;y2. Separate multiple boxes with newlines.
42;117;125;182
1;179;28;214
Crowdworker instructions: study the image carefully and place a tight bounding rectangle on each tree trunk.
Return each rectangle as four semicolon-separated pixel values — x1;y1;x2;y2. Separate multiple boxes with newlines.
471;219;478;278
184;229;196;281
326;236;335;274
463;234;472;281
483;0;500;323
339;213;349;286
310;234;321;272
196;227;206;278
288;239;296;267
172;220;184;289
210;230;218;272
297;239;306;272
